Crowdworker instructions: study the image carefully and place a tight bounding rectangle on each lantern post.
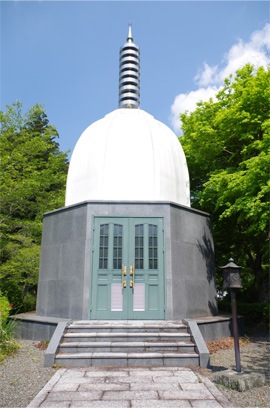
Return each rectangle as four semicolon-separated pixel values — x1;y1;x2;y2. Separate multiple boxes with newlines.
219;258;242;373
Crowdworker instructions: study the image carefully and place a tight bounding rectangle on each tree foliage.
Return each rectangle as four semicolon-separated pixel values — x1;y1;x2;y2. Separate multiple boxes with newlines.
179;64;269;302
0;101;69;312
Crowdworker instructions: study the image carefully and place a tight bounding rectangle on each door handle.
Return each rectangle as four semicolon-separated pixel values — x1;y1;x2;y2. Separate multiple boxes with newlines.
122;264;126;289
130;264;135;288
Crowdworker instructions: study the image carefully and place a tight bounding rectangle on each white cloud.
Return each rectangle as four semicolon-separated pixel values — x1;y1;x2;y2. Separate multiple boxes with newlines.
170;86;221;133
196;23;270;87
170;23;270;133
194;63;219;87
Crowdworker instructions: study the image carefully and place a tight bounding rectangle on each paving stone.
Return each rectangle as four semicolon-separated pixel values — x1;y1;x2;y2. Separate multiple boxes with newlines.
150;366;190;371
190;401;223;408
105;367;130;372
104;376;154;384
84;370;129;377
126;367;151;371
159;390;215;400
40;402;71;408
42;368;66;385
173;371;199;382
27;366;234;408
27;370;65;408
180;383;209;391
152;376;182;384
79;382;130;391
131;400;191;407
71;402;130;408
102;390;158;400
130;382;181;391
200;376;235;408
27;394;49;408
45;391;103;401
53;383;80;391
93;367;130;372
59;376;104;384
129;370;173;377
61;368;86;375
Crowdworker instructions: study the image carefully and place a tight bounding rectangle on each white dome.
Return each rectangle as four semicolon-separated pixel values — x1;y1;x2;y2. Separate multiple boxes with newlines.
65;109;190;206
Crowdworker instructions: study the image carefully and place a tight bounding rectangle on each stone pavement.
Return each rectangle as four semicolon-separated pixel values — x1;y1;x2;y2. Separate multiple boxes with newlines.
27;366;234;408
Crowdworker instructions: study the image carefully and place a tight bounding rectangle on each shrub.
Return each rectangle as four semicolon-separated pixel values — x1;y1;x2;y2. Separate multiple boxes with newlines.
218;294;269;331
0;292;11;327
0;281;24;314
0;292;20;361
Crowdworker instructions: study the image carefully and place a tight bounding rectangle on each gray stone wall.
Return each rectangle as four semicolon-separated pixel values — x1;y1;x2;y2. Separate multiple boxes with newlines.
169;205;217;319
36;203;90;319
36;201;217;320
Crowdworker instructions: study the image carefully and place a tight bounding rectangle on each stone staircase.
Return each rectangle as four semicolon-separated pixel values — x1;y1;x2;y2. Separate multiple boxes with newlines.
52;321;201;367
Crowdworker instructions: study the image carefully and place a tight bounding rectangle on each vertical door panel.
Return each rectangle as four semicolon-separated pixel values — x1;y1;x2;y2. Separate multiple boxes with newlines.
97;285;108;311
128;218;165;319
91;218;128;319
148;285;159;311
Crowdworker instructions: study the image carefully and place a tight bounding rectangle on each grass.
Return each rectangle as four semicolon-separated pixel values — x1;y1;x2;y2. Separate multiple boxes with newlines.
0;320;20;362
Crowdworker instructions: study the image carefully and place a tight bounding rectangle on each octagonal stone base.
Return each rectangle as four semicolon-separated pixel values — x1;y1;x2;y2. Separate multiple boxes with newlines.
214;369;266;392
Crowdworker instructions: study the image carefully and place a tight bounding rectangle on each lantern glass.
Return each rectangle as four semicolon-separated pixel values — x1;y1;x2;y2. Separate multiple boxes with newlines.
223;267;242;289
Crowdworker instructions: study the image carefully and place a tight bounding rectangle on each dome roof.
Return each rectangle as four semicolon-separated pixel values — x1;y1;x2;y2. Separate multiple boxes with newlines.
65;108;190;207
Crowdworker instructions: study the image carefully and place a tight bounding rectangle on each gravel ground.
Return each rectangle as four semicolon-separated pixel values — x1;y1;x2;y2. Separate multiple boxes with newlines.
0;340;55;408
199;331;270;408
0;333;269;408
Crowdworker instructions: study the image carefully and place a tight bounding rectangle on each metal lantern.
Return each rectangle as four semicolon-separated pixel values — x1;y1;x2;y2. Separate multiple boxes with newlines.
220;258;242;289
219;257;243;373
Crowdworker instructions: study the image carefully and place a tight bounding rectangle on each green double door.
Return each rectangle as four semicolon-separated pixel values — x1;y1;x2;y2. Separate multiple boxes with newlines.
90;217;165;320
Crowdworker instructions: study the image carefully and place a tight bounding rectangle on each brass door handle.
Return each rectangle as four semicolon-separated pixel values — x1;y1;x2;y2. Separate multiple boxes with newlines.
130;264;135;288
122;264;126;289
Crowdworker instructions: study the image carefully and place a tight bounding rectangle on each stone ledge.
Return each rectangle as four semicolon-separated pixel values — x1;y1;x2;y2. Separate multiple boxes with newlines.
213;369;266;392
10;312;70;324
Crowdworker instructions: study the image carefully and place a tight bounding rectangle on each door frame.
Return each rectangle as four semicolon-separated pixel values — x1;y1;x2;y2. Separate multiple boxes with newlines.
89;215;166;320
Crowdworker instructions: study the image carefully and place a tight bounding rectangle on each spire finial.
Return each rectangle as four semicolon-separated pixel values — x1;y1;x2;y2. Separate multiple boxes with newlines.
118;24;140;109
127;22;133;42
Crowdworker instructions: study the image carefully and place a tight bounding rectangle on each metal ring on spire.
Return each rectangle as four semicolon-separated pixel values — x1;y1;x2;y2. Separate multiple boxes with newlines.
119;24;140;109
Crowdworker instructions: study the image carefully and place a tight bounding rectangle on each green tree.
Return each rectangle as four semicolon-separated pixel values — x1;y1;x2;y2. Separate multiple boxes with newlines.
0;101;69;312
179;64;269;303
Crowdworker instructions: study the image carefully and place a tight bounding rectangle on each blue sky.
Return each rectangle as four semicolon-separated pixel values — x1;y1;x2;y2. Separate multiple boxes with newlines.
1;1;269;158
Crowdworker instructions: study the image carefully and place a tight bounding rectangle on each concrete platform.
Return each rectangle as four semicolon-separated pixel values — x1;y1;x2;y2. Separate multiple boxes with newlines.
27;366;234;408
10;312;70;341
10;313;244;342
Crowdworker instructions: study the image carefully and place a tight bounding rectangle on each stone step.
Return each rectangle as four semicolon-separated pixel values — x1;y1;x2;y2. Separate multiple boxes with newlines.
68;322;187;333
55;351;199;367
59;340;195;353
46;320;209;369
63;331;191;342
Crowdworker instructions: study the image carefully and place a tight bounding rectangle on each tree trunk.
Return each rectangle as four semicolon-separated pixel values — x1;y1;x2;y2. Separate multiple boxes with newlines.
246;249;268;303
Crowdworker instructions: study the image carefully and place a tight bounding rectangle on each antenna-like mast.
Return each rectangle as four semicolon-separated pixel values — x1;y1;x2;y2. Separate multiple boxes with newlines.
118;23;140;109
